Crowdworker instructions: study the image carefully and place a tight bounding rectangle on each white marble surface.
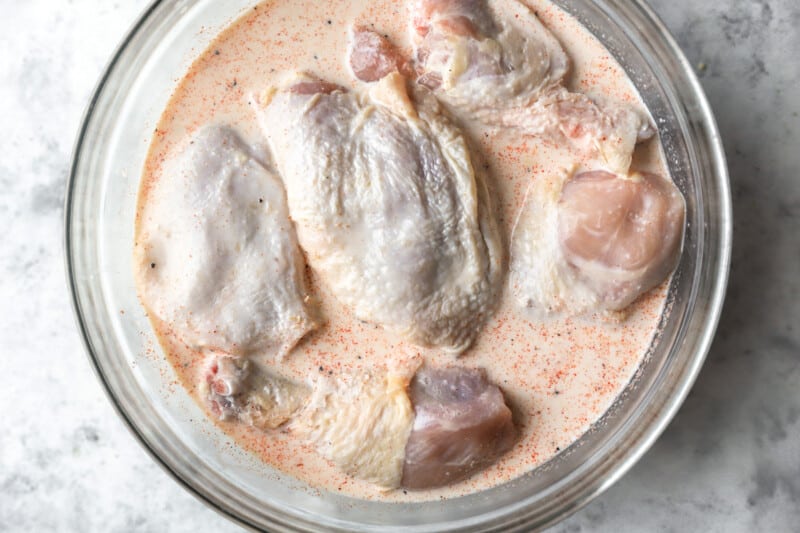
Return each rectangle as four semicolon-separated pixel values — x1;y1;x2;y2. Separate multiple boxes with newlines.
0;0;797;531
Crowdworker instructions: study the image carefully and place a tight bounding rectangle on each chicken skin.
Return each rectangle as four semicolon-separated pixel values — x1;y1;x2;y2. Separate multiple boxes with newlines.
255;71;502;353
203;355;517;490
134;125;318;357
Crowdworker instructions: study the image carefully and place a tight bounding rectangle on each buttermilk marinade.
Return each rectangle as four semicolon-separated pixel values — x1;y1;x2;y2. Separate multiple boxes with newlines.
135;0;672;501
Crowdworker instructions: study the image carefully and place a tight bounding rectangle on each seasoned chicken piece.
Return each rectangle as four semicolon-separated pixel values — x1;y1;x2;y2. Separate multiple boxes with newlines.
349;26;408;82
255;72;502;353
558;170;686;308
411;0;653;173
295;367;416;489
511;170;685;317
205;352;517;489
202;354;310;430
294;363;516;490
412;0;568;110
134;126;318;357
402;366;517;489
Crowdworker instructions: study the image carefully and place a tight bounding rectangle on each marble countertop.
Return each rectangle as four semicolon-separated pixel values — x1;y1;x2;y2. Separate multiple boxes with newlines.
1;0;797;531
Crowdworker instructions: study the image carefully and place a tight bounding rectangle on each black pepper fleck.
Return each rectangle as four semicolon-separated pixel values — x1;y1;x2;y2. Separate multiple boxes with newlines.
259;198;263;203
150;263;156;269
327;19;332;25
319;366;324;372
214;49;220;55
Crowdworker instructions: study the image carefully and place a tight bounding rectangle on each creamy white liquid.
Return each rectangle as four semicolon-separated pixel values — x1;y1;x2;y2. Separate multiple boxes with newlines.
136;0;671;501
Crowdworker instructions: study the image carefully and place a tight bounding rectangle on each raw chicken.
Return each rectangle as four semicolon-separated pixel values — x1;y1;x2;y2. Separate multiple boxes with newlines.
349;26;408;82
412;0;568;110
296;367;416;489
255;72;503;353
294;363;516;490
411;0;653;173
202;347;516;489
402;366;517;489
134;125;318;357
511;169;685;317
203;353;310;430
558;170;686;309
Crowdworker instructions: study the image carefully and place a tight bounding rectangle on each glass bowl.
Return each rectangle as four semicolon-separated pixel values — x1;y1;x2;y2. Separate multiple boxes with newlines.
65;0;731;530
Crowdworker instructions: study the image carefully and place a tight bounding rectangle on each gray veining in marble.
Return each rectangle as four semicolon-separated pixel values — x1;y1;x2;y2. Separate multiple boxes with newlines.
0;0;798;531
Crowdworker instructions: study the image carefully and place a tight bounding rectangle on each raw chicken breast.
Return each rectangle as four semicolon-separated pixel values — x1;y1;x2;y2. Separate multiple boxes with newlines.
411;0;653;173
255;72;503;353
402;366;517;489
202;353;310;430
511;169;685;317
134;125;318;357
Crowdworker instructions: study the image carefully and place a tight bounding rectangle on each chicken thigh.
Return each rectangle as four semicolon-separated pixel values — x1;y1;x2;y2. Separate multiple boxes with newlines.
287;362;516;489
255;72;503;353
411;0;653;173
134;125;318;357
511;169;685;317
201;345;516;488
